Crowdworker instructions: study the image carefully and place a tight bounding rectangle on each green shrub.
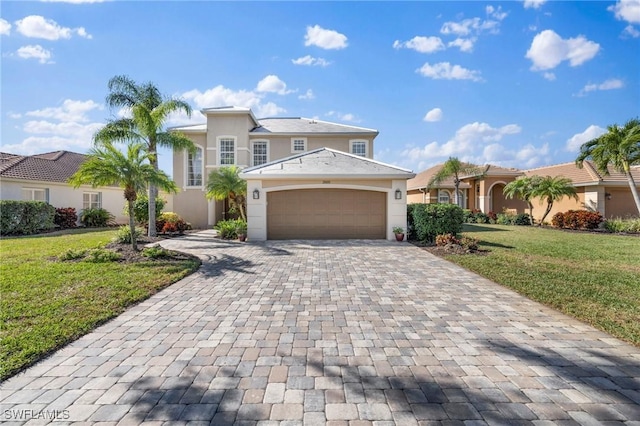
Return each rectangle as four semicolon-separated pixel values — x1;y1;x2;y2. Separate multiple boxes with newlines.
80;208;114;228
603;217;640;233
214;219;247;239
407;204;419;240
142;245;172;259
54;207;78;229
59;248;87;261
514;213;532;226
113;225;144;244
84;248;121;263
435;233;459;247
157;212;191;234
459;236;479;251
0;200;56;235
411;203;464;243
496;213;515;225
130;196;165;224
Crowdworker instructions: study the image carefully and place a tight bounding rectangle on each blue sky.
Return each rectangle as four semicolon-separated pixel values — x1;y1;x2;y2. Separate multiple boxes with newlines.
1;0;639;176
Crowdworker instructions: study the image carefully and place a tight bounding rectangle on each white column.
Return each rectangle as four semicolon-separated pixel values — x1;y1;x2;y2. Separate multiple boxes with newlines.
246;180;267;241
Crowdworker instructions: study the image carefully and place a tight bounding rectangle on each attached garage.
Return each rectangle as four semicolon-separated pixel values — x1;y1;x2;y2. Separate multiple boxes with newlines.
267;189;386;239
241;148;415;241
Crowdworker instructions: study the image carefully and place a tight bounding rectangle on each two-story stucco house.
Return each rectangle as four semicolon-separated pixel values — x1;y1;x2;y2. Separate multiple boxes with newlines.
170;106;415;241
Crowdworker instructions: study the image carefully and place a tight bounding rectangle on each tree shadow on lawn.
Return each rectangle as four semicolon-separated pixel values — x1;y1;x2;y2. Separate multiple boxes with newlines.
462;224;513;233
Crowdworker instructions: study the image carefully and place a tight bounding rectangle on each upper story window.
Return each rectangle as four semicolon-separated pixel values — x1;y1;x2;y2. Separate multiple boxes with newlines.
22;187;48;202
187;146;203;187
350;140;368;157
219;137;236;165
83;192;102;209
438;190;450;204
252;140;269;167
291;138;307;153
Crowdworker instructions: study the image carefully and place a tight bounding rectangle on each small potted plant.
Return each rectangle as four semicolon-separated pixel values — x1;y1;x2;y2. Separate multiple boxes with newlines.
236;223;248;242
393;226;405;242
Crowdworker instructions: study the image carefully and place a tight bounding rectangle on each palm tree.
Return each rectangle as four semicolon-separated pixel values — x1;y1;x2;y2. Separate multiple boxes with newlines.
428;157;485;207
206;166;247;222
503;175;542;225
69;142;177;250
576;118;640;215
532;176;578;225
95;75;195;237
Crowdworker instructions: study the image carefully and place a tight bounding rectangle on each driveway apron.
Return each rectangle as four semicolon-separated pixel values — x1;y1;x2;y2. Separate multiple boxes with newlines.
1;230;639;425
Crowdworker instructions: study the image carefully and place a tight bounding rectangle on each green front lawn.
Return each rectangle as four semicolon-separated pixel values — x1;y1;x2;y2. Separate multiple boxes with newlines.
0;229;200;380
445;224;640;346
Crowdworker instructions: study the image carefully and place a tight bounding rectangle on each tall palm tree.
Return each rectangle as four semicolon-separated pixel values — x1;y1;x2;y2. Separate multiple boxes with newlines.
69;142;177;250
206;166;247;222
428;157;485;207
503;175;542;225
576;118;640;215
533;176;578;225
95;75;195;236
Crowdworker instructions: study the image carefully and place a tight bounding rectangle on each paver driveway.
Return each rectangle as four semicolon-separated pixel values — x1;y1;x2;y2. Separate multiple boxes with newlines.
1;231;639;425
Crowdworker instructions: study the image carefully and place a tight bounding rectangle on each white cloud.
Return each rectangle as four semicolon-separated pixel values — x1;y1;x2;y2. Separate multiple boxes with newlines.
440;17;501;36
15;15;92;40
423;108;443;122
608;0;640;24
526;29;600;71
291;55;331;67
543;72;556;81
577;78;624;96
304;25;348;50
256;75;294;95
325;111;359;123
565;125;606;152
487;5;508;21
623;24;640;37
447;37;476;52
26;99;102;122
0;18;11;35
256;102;286;118
393;36;445;53
524;0;547;9
16;45;53;64
416;62;482;82
298;89;315;100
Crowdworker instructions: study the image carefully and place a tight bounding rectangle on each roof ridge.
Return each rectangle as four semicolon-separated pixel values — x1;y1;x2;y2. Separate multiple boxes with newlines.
581;160;604;181
523;160;576;173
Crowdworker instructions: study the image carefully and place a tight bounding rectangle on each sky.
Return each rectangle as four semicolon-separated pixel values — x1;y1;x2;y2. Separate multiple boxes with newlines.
1;0;639;176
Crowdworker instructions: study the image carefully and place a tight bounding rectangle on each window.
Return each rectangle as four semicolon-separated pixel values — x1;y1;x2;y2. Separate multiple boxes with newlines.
291;138;307;153
22;188;48;202
457;190;465;208
350;140;367;157
438;190;450;204
219;137;236;165
187;147;203;186
83;192;101;209
252;141;268;166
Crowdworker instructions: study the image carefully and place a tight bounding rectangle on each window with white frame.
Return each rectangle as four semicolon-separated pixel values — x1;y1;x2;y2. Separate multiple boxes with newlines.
83;192;101;209
219;137;236;165
22;187;48;202
457;190;465;208
350;140;367;157
291;138;307;153
252;141;268;166
187;147;203;186
438;190;450;204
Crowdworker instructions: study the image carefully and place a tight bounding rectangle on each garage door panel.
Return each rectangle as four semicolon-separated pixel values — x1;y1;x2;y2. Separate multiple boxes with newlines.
267;189;386;239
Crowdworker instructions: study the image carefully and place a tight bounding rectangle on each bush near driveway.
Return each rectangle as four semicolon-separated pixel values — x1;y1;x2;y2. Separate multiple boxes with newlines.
409;203;464;243
0;200;55;235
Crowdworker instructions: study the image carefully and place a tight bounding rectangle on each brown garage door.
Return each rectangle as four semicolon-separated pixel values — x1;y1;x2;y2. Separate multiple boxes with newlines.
267;189;386;239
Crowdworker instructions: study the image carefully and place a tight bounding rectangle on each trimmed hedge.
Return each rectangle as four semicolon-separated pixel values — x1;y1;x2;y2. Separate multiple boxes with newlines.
0;200;56;235
409;203;464;243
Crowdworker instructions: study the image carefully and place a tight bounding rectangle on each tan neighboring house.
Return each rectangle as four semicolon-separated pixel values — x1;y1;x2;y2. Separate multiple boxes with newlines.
0;150;132;224
407;160;640;221
170;106;415;240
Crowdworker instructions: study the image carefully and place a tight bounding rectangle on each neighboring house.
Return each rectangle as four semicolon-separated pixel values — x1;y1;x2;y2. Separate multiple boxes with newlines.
0;150;131;224
170;106;415;240
407;160;640;221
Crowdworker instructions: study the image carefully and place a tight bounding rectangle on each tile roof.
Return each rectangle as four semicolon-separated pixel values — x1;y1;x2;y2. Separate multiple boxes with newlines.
251;117;378;135
0;150;88;183
524;160;640;185
241;148;414;179
407;164;478;190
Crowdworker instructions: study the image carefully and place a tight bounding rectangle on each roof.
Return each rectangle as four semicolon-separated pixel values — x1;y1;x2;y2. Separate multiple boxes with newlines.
251;117;378;135
0;150;88;183
524;160;640;185
407;164;474;191
240;148;414;180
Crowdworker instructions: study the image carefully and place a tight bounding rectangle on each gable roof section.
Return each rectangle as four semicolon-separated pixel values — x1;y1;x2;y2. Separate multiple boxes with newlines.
407;164;473;190
251;117;378;135
0;150;88;183
523;160;640;185
240;148;414;180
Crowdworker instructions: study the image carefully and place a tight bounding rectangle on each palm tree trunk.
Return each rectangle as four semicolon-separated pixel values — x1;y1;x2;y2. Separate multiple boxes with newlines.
540;200;553;226
454;180;460;207
128;200;138;251
624;169;640;216
527;201;535;225
148;147;158;237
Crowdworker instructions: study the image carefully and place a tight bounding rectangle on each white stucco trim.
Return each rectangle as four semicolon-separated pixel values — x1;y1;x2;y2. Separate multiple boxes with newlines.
251;139;270;167
290;137;307;153
217;135;237;166
487;180;508;212
245;180;409;241
349;139;369;157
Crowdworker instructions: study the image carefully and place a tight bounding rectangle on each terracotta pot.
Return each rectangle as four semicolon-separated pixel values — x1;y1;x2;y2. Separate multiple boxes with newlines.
395;233;404;242
238;233;247;242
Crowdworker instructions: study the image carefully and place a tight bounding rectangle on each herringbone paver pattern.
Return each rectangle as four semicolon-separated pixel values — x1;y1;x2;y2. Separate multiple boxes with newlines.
1;230;639;425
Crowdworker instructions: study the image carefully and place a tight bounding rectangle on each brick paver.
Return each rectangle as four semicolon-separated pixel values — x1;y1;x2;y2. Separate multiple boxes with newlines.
1;230;639;424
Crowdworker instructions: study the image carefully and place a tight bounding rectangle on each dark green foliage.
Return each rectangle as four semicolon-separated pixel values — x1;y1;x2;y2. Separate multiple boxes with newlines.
0;200;56;235
131;196;165;224
142;245;172;259
514;213;532;226
54;207;78;229
552;210;603;230
410;203;464;243
214;219;247;239
114;225;144;244
463;209;496;224
80;208;115;227
406;204;419;240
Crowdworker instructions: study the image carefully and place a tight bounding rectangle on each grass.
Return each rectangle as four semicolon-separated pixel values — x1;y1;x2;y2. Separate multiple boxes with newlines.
444;224;640;346
0;229;200;380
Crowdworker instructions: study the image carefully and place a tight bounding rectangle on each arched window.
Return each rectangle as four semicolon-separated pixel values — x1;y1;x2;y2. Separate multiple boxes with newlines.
438;190;450;204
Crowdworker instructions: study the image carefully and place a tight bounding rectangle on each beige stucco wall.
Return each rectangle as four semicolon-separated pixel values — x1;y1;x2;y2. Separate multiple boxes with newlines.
172;189;210;229
251;135;375;162
605;186;640;218
528;188;586;224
